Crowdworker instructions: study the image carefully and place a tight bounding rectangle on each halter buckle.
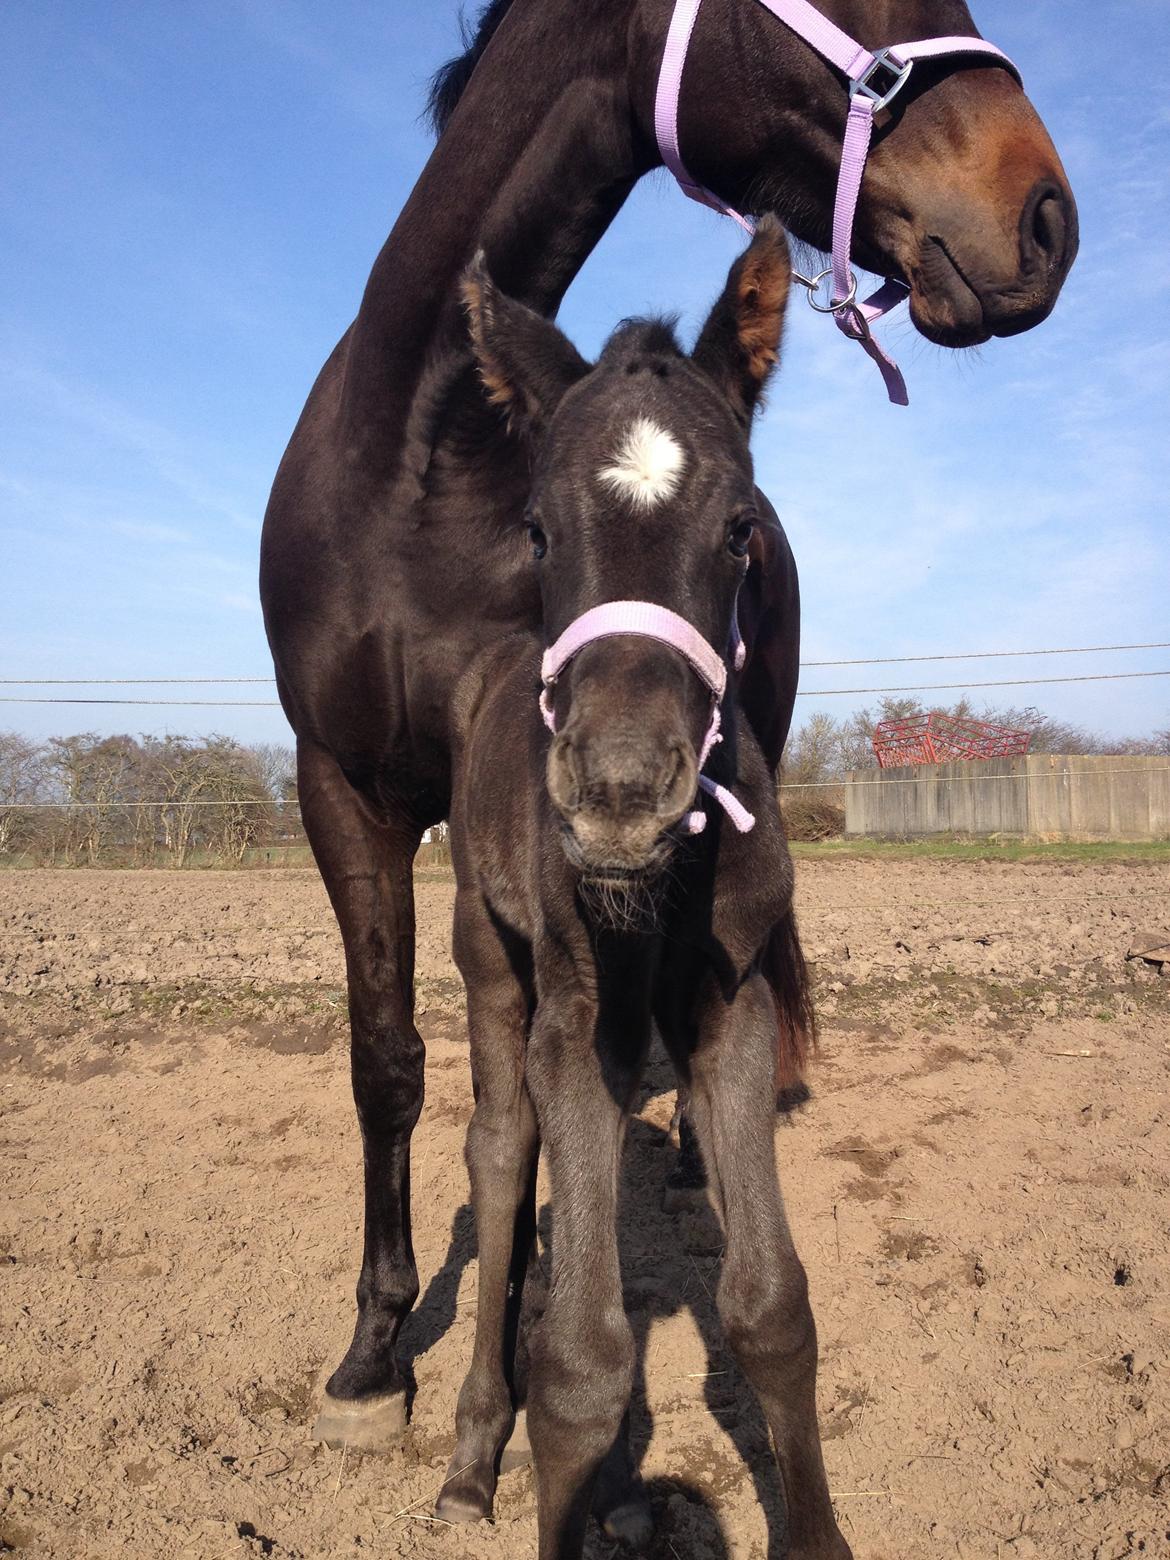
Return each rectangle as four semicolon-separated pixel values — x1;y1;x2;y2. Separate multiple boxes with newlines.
850;48;913;113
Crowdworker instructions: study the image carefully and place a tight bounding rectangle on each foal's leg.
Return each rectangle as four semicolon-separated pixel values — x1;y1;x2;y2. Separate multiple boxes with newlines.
298;741;425;1448
525;980;649;1560
679;975;851;1560
667;903;814;1206
437;890;539;1522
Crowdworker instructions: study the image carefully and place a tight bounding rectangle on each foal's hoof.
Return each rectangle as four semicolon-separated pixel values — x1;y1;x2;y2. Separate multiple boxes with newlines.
661;1183;709;1214
664;1116;708;1213
499;1407;532;1471
312;1388;407;1450
435;1457;496;1524
601;1493;655;1548
776;1079;812;1115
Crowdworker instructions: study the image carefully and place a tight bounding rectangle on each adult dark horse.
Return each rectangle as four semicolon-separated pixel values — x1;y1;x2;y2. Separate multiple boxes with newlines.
260;0;1076;1480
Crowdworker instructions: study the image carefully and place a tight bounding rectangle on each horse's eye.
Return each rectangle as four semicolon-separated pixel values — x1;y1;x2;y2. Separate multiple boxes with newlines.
527;522;547;560
728;517;755;559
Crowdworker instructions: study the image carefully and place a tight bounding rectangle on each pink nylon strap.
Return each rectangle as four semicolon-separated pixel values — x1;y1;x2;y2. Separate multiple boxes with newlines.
653;0;1020;404
747;0;886;80
894;36;1019;70
830;95;909;404
541;600;727;699
655;0;755;234
539;600;756;834
697;775;755;833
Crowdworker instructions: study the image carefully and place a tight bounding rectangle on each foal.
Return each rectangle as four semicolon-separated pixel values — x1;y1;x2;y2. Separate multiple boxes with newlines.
439;219;849;1560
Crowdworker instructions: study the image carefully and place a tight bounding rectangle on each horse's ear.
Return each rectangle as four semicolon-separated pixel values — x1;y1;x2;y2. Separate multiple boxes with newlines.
461;254;590;436
691;215;791;425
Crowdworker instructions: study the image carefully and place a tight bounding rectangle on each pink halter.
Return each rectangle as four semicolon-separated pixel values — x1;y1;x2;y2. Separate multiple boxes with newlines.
539;600;756;835
654;0;1020;405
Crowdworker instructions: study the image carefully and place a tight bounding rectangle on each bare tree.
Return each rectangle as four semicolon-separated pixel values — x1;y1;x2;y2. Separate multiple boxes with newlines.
143;737;212;867
781;710;839;787
249;742;297;801
247;741;301;847
196;738;274;862
45;734;141;864
0;731;47;856
134;735;277;866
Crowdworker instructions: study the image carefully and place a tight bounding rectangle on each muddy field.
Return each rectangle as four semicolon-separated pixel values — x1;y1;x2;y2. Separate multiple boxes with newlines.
1;859;1168;1560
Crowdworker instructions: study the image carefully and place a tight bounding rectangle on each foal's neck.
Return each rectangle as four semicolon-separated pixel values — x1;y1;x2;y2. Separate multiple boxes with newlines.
340;0;648;454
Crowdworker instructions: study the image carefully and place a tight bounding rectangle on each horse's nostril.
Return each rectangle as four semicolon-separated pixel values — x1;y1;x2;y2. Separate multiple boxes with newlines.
1022;182;1070;275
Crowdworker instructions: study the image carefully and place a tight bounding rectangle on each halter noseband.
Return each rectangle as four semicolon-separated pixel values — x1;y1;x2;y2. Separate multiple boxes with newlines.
539;600;755;836
654;0;1020;405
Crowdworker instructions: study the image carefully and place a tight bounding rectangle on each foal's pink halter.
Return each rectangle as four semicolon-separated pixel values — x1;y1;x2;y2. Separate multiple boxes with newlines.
655;0;1020;405
539;600;756;835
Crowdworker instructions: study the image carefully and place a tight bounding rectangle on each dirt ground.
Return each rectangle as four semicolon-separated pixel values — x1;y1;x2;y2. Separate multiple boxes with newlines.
1;859;1168;1560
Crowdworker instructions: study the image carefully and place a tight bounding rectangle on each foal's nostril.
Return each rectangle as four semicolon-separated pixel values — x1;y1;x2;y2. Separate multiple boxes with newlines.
547;733;582;816
654;743;698;825
656;745;684;808
1021;181;1073;277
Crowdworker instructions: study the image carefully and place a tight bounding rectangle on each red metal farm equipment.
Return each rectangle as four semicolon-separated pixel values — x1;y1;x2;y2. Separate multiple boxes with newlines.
872;712;1033;769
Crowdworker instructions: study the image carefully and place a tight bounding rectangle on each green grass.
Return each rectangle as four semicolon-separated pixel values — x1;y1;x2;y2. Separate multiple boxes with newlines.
789;837;1170;864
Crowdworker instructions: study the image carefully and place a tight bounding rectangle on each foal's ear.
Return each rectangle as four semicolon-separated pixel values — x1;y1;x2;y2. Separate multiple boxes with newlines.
691;215;791;425
461;254;590;436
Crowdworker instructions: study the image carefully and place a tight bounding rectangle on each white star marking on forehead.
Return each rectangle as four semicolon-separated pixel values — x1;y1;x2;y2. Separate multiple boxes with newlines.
597;417;685;511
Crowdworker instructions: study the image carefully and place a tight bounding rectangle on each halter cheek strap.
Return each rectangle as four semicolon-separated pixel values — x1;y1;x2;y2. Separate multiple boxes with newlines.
539;600;755;835
655;0;1020;405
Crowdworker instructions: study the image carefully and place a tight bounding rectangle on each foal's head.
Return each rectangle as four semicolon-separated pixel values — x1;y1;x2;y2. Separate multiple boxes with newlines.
463;219;790;881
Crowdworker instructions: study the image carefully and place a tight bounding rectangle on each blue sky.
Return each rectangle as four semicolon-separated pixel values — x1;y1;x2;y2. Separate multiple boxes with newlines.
1;0;1167;747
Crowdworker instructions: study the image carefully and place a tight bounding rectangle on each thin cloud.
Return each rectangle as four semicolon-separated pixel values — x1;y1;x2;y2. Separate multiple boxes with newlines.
1;354;260;535
109;520;193;545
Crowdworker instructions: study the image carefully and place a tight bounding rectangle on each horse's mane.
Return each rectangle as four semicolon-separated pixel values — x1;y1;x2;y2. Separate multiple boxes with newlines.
427;0;517;137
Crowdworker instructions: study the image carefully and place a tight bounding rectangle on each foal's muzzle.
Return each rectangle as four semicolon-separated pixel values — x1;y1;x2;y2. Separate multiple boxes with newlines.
539;600;755;842
548;724;699;875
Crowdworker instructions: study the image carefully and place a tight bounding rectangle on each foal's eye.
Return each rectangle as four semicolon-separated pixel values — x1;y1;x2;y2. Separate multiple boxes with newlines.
527;522;547;560
727;517;755;559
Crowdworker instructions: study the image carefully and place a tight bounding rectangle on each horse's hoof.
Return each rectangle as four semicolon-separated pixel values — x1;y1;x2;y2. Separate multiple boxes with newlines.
499;1407;531;1472
312;1388;407;1450
602;1495;655;1548
661;1183;708;1214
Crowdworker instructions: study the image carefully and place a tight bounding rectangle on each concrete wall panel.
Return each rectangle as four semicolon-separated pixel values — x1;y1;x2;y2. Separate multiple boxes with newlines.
844;755;1169;840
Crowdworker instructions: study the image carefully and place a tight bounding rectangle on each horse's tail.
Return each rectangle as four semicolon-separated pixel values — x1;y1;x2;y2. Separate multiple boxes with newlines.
762;904;815;1112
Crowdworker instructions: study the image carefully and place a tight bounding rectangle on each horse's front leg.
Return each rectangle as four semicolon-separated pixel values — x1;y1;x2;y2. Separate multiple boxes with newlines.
525;979;650;1560
298;741;425;1449
674;973;851;1560
436;888;539;1522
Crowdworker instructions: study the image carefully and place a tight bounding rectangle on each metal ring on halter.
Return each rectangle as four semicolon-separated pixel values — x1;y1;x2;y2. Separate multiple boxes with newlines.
800;266;859;315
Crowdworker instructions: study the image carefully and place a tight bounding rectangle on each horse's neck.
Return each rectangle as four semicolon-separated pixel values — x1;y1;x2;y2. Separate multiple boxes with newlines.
339;0;646;453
